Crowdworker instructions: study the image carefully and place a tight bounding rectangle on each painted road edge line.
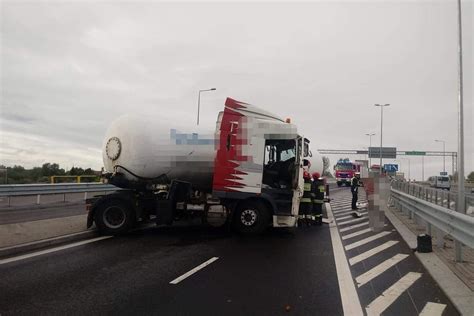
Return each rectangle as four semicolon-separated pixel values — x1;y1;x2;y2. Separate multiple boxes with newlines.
326;202;364;316
170;257;219;285
0;236;113;265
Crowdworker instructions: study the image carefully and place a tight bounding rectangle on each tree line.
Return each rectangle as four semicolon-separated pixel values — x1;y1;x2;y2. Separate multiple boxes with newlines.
0;163;100;184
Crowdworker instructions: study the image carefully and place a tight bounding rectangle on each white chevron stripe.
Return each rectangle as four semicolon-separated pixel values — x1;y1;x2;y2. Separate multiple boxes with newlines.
365;272;421;316
341;228;372;240
349;240;399;265
355;253;409;287
339;222;369;233
338;217;368;226
345;231;392;251
419;302;446;316
336;212;367;221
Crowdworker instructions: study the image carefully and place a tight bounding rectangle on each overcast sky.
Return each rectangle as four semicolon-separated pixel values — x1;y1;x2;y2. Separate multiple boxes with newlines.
1;0;472;180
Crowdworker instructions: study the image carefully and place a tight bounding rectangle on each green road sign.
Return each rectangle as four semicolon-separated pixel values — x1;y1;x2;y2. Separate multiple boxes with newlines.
405;151;426;156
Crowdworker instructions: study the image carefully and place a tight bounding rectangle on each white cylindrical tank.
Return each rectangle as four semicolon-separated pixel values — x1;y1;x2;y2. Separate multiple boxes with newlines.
308;150;324;176
102;115;217;190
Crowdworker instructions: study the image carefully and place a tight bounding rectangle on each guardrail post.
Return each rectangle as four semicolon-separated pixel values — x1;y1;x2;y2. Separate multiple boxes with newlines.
8;196;11;207
435;191;438;205
63;193;66;203
455;241;462;262
435;227;445;248
36;194;41;205
426;222;432;236
84;192;88;200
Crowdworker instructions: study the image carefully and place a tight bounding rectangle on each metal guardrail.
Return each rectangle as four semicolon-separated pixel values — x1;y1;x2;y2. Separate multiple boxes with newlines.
391;180;474;261
391;181;473;215
0;183;119;206
0;183;119;196
391;188;474;249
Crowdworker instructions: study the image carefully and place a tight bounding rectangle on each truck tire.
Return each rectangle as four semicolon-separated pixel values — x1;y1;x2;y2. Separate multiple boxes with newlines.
94;199;135;235
233;200;270;235
337;182;342;187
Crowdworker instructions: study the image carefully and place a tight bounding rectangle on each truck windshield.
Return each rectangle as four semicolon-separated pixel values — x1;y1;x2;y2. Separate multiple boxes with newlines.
335;164;353;171
264;140;296;164
438;177;449;182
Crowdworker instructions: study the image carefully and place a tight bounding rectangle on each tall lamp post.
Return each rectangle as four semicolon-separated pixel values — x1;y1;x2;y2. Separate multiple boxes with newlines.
434;139;446;173
197;88;216;125
365;133;375;168
374;104;390;174
454;0;465;263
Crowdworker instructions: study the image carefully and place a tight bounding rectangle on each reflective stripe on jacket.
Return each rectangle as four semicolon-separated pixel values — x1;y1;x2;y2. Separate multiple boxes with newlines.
301;179;312;203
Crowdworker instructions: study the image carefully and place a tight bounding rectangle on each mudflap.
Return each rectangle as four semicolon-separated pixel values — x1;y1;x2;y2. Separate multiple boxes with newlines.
156;200;173;225
87;211;94;229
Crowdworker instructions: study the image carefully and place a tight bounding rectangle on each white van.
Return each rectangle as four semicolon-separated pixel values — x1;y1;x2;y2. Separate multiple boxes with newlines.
431;176;451;190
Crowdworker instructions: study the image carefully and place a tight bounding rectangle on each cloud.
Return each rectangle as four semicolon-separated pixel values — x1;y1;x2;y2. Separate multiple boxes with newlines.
0;1;472;179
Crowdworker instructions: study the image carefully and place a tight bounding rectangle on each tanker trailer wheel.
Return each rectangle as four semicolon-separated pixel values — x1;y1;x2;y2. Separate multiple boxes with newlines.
233;200;270;235
95;199;135;235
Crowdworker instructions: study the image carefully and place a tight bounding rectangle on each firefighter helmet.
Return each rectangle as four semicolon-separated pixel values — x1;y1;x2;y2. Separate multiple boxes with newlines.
312;172;321;179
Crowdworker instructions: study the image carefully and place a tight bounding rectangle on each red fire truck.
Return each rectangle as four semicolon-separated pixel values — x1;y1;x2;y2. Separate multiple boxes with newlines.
334;158;360;187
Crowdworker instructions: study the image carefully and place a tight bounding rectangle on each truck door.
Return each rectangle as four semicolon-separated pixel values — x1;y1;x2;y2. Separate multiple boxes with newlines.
291;137;305;216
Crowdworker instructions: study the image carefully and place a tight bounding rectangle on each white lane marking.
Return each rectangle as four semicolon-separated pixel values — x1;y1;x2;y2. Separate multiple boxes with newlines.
338;217;367;226
345;231;392;251
339;222;369;233
0;236;113;265
365;272;422;316
326;203;364;316
349;240;399;266
419;302;447;316
336;212;367;221
342;228;372;240
333;208;355;214
170;257;219;284
355;254;409;287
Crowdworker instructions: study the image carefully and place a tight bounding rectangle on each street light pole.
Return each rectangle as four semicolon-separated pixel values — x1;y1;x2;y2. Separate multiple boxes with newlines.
197;88;216;125
365;133;375;168
454;0;465;263
375;104;390;174
435;140;446;173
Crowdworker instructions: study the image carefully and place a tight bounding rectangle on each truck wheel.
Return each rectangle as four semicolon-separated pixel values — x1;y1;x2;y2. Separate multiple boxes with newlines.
233;200;270;235
337;182;342;187
95;199;135;235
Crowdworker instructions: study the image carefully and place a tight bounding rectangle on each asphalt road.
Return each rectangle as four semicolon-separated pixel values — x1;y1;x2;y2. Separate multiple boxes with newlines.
0;225;342;315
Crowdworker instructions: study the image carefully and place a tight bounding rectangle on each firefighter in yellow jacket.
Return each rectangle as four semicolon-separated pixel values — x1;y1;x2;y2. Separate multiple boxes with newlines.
311;172;325;225
298;170;313;226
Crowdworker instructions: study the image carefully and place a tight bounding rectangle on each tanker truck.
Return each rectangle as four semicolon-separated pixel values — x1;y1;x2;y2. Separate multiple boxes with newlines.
86;97;322;234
